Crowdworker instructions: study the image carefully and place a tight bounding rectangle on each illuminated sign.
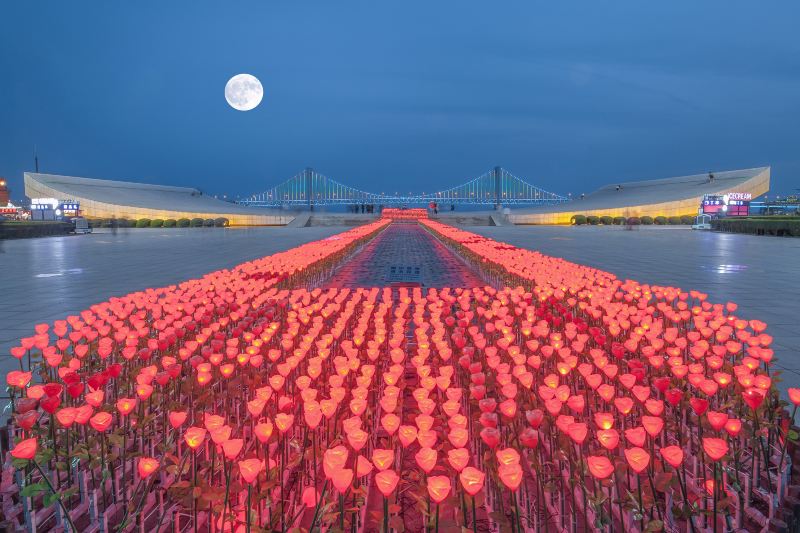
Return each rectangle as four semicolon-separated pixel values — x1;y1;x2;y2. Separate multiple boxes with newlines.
701;194;749;217
702;195;725;214
727;192;752;201
31;199;79;215
31;197;60;209
726;200;749;217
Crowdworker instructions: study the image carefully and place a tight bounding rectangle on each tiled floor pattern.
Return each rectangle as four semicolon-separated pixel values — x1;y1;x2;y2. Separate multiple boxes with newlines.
323;223;485;288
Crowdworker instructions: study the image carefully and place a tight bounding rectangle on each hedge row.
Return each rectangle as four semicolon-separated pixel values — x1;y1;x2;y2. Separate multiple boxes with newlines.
571;214;695;226
711;218;800;237
0;221;74;240
89;218;229;228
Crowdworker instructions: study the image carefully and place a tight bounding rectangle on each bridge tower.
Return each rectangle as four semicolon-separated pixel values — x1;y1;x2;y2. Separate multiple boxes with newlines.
305;167;313;211
493;166;502;209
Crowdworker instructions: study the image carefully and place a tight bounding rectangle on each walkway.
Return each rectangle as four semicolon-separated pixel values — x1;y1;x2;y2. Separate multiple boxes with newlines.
323;223;485;288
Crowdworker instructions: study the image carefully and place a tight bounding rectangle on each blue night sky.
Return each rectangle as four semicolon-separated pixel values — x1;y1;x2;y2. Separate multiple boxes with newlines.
2;1;799;201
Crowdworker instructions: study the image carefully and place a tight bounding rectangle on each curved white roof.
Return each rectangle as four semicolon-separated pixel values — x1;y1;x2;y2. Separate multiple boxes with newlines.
513;167;769;215
25;173;280;216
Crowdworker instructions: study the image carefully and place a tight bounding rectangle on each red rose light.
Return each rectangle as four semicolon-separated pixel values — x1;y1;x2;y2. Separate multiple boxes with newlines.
138;457;159;479
447;448;470;472
332;468;354;494
594;412;614;430
427;476;451;503
222;438;243;459
498;463;523;491
372;448;395;471
479;427;501;448
323;446;349;479
89;412;113;432
238;458;263;485
168;411;187;429
703;437;729;462
597;429;620;450
724;419;742;437
496;447;521;466
460;466;486;496
274;413;294;434
116;397;137;416
660;445;684;468
414;447;437;473
587;456;614;479
624;447;651;474
706;411;729;432
375;469;400;497
11;437;38;460
788;388;800;406
184;426;207;449
690;397;709;416
55;408;76;428
742;388;765;411
6;371;32;389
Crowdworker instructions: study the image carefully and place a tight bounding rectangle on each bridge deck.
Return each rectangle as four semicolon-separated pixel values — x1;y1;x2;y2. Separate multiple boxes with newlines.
323;222;485;288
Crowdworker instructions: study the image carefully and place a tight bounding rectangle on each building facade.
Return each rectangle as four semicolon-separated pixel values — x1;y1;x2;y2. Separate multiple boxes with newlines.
507;167;770;225
24;173;294;226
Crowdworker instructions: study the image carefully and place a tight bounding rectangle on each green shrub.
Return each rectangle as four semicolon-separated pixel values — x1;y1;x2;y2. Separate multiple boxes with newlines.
613;216;626;225
680;215;695;225
654;216;667;225
190;218;204;227
600;216;614;225
627;217;641;225
214;217;230;227
667;216;682;225
149;219;164;228
135;218;151;228
177;218;191;227
641;216;654;225
586;215;600;225
164;219;177;228
203;218;215;227
571;215;587;225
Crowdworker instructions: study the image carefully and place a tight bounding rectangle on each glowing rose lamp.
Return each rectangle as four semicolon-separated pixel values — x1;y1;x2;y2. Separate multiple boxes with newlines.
376;469;400;533
427;476;451;533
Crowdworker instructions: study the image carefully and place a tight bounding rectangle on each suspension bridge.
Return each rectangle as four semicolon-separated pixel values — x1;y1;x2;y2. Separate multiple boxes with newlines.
238;167;569;208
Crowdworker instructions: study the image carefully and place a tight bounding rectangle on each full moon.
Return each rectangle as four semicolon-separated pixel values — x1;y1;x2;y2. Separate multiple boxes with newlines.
224;74;263;111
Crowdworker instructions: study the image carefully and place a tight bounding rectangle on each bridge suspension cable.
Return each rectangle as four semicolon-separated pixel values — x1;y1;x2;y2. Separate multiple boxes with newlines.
238;167;568;207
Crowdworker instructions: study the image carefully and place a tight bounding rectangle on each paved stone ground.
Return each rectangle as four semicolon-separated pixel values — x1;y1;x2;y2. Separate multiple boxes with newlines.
324;223;485;288
471;225;800;396
0;226;344;379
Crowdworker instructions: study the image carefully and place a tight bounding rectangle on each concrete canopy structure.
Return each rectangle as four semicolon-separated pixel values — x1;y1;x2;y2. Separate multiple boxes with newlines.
507;167;770;225
24;173;294;226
